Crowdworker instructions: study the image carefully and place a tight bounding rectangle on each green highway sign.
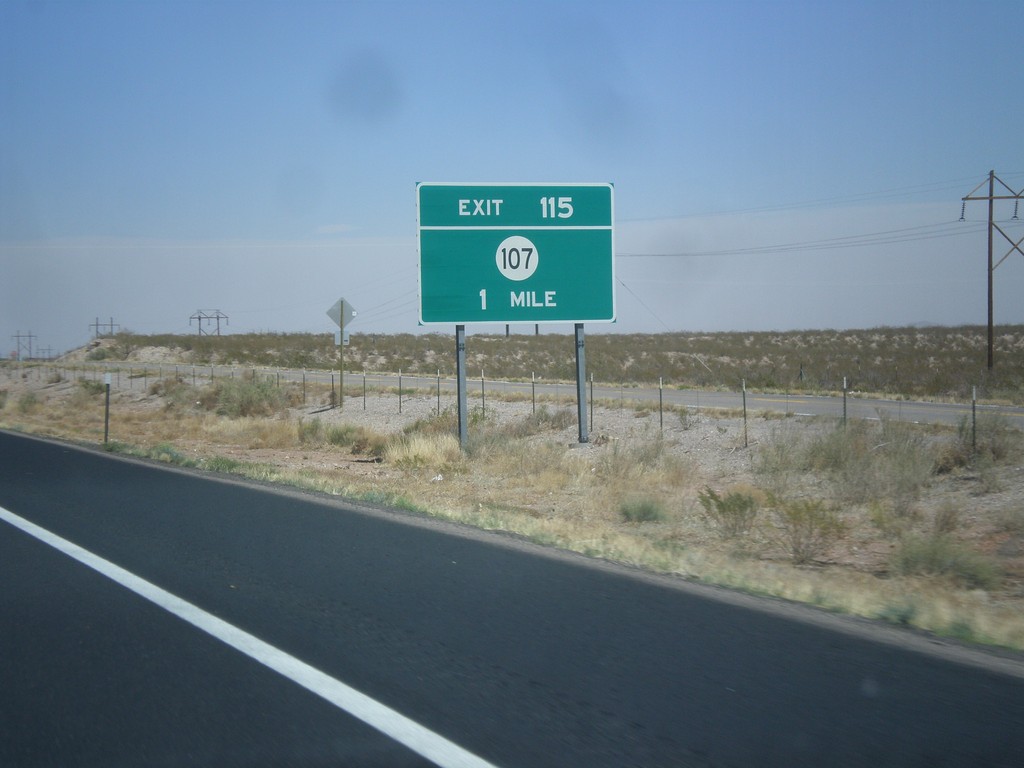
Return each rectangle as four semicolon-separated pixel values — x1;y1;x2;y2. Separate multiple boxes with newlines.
417;182;615;324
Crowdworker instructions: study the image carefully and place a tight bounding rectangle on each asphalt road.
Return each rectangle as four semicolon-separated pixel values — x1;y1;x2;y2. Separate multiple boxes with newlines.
2;430;1024;767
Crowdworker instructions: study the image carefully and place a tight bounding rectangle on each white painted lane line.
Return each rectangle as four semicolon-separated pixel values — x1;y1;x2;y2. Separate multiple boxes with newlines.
0;505;500;768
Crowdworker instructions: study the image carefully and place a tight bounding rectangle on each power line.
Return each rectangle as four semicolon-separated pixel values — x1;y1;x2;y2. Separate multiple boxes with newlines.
616;278;671;332
618;174;1022;223
618;219;981;260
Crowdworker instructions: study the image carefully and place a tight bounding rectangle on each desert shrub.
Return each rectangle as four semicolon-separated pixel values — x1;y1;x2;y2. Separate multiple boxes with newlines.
875;600;918;626
385;432;462;471
997;506;1024;534
753;422;825;495
150;442;194;466
697;486;760;539
596;437;667;481
0;389;7;409
206;378;286;417
17;392;39;414
148;376;197;409
932;501;960;535
786;419;935;512
770;495;846;565
804;422;881;505
935;416;975;473
868;501;918;539
297;418;323;444
620;498;667;523
203;455;244;473
937;412;1021;473
804;420;869;473
77;379;106;396
890;534;1002;590
876;418;935;514
297;418;385;456
676;405;696;430
511;406;576;436
975;411;1020;463
328;424;388;457
404;408;459;437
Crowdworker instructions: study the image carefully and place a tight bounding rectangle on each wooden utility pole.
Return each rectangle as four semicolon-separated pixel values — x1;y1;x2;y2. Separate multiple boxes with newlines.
961;171;1024;369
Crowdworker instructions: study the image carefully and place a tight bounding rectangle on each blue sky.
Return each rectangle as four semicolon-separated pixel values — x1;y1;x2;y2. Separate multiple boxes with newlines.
2;0;1022;356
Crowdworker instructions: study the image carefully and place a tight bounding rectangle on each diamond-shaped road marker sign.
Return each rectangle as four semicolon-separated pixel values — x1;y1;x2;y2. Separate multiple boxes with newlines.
327;298;356;346
326;298;356;328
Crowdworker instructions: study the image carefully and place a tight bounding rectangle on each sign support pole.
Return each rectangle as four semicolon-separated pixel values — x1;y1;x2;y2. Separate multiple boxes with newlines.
339;304;345;411
574;323;588;444
456;325;468;449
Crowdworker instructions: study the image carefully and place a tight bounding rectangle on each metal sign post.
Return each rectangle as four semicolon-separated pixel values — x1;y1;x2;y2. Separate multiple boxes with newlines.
326;298;356;410
456;325;468;448
574;323;588;443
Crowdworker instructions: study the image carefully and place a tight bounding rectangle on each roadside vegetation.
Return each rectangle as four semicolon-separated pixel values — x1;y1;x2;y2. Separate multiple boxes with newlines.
3;326;1024;651
77;325;1024;402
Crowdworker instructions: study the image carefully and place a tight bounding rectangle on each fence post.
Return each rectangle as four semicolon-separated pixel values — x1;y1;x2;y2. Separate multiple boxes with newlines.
590;372;594;433
742;378;748;448
481;370;485;417
972;385;977;453
437;369;441;415
842;376;848;427
659;377;664;434
399;369;403;414
103;373;111;444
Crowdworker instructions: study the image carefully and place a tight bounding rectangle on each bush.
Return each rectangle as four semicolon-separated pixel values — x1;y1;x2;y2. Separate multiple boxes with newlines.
297;418;322;444
385;433;461;471
206;378;286;417
204;455;244;473
697;486;759;539
975;411;1020;463
890;534;1002;589
620;498;667;523
327;424;387;457
512;406;576;435
597;437;666;480
937;412;1021;473
770;496;846;565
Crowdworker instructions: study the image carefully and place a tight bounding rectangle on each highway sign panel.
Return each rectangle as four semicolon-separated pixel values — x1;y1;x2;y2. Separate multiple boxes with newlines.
417;183;615;324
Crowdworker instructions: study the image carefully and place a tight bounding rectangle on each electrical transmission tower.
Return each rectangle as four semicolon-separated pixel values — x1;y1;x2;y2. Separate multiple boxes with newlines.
189;309;229;336
10;330;36;361
961;170;1023;369
90;317;121;338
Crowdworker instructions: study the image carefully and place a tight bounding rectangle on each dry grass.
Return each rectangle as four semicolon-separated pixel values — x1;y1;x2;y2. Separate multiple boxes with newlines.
4;353;1024;652
73;324;1024;402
